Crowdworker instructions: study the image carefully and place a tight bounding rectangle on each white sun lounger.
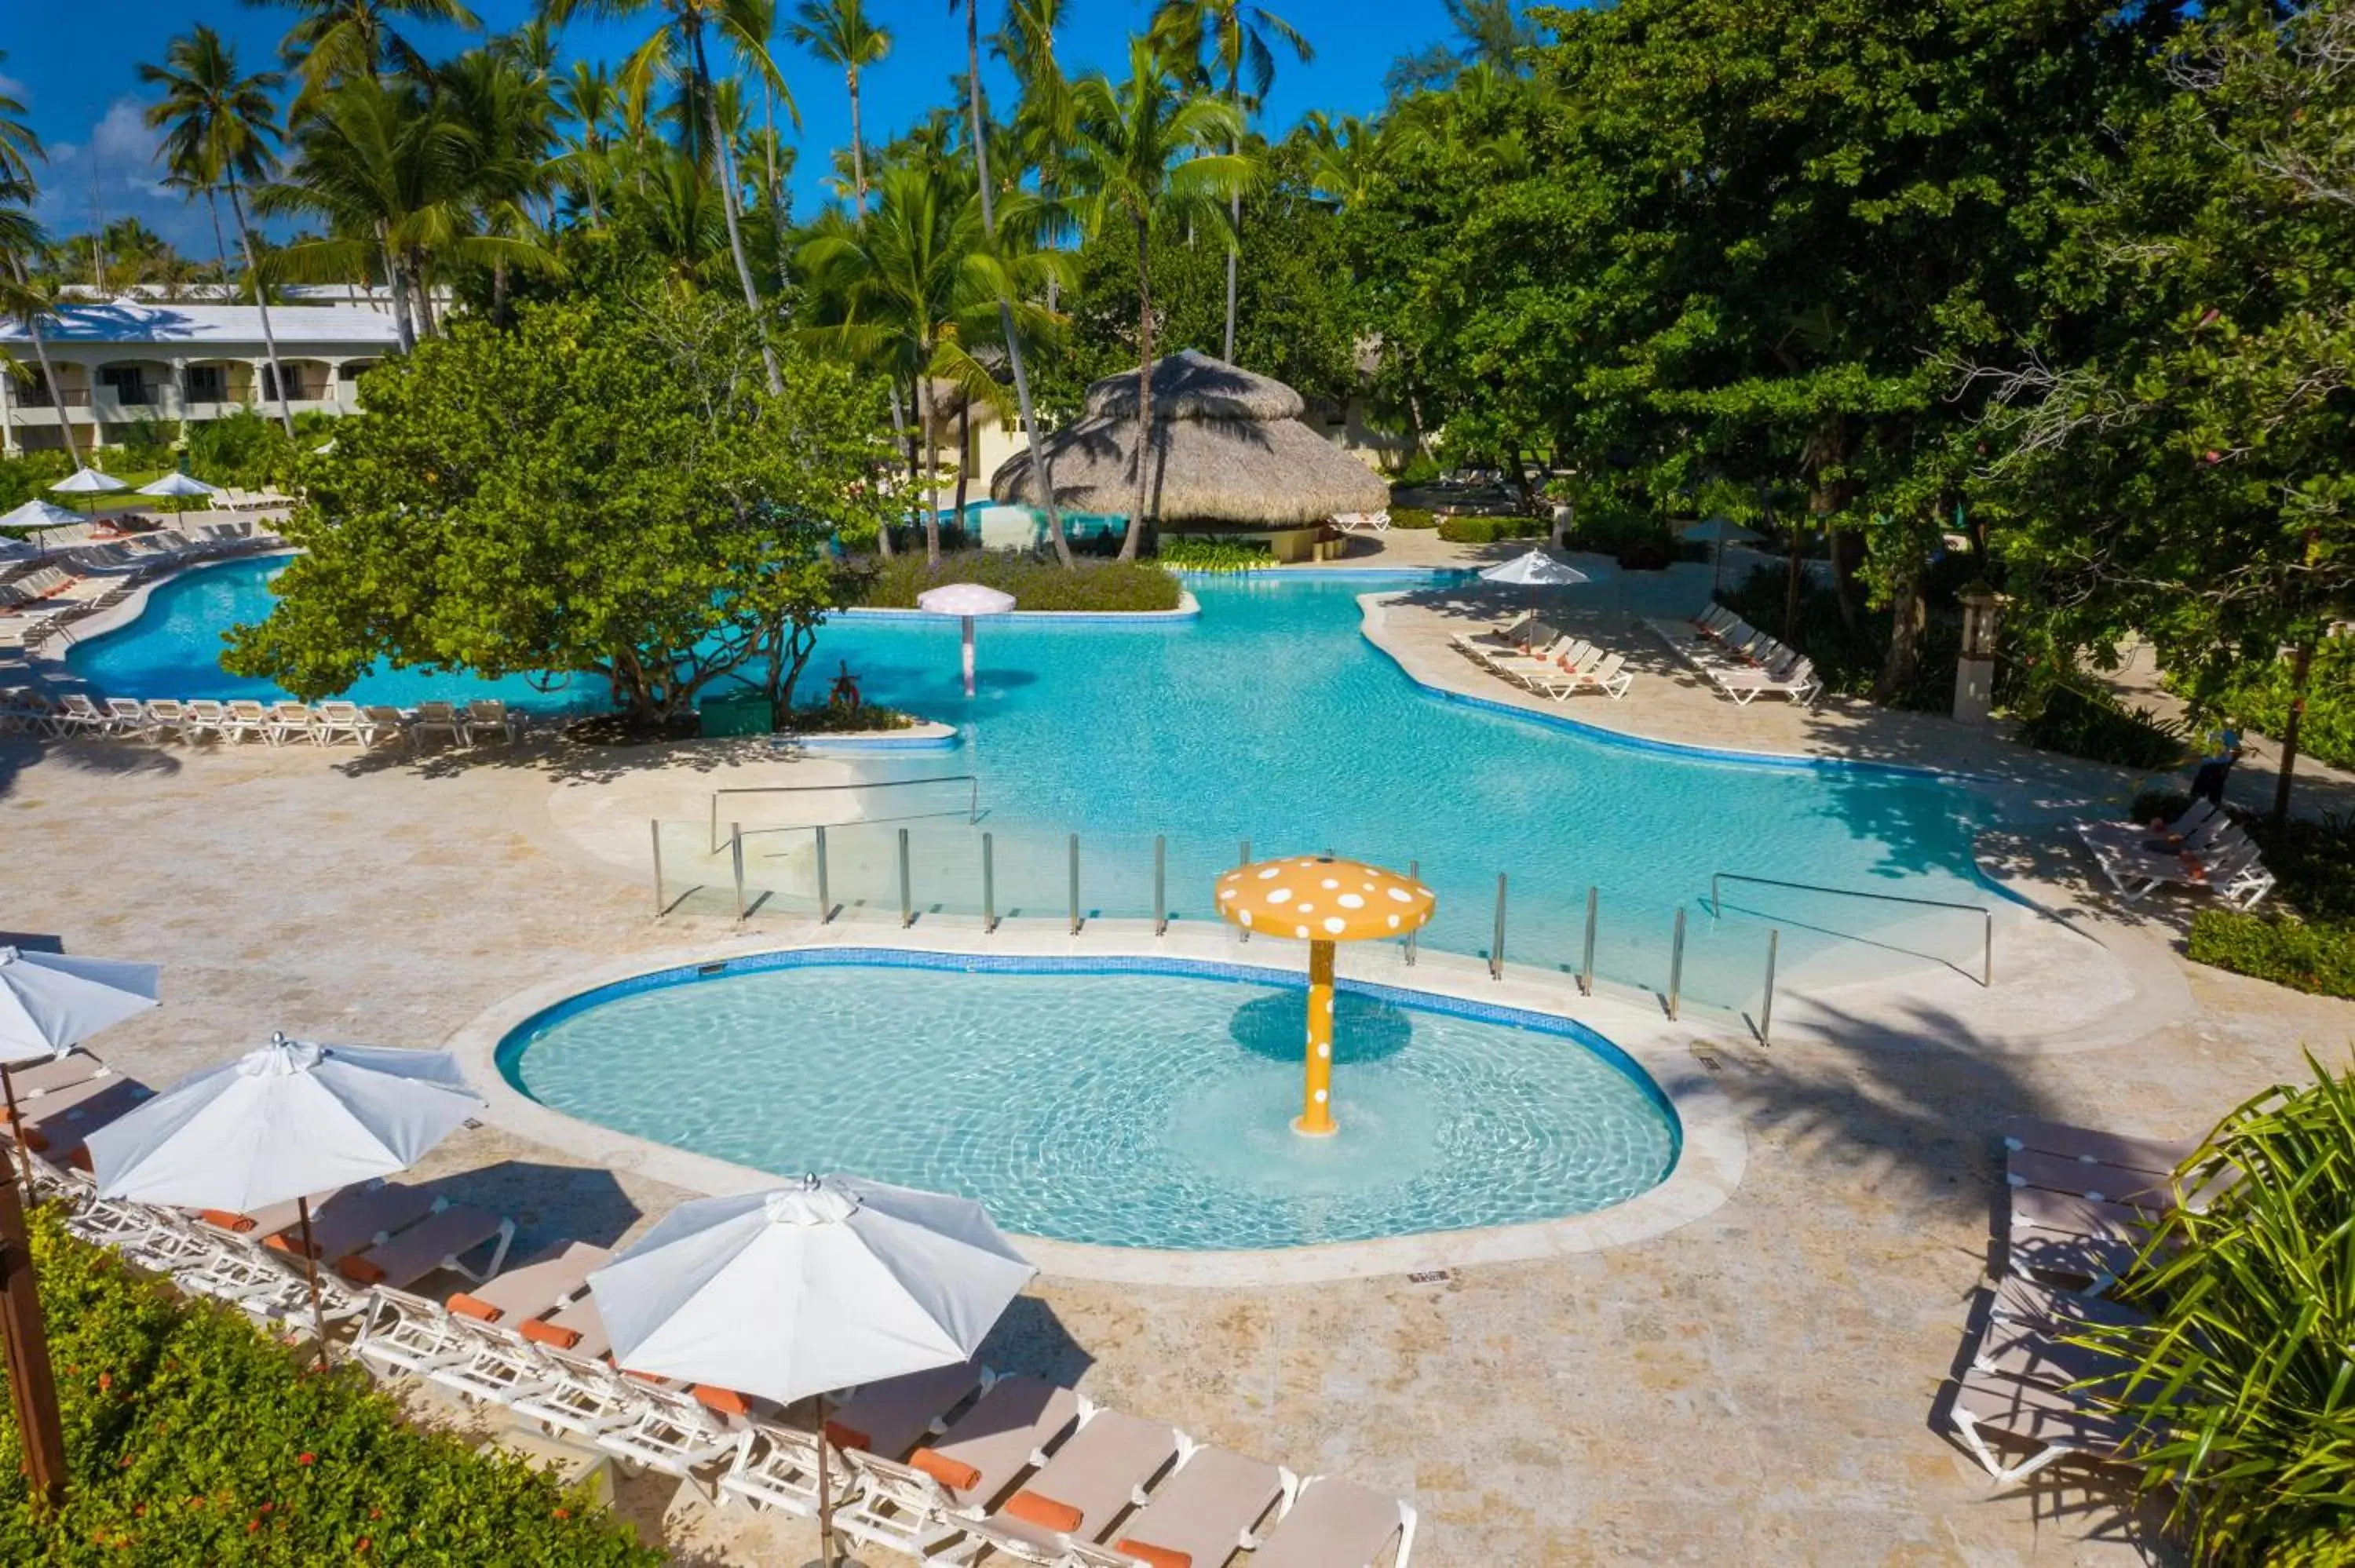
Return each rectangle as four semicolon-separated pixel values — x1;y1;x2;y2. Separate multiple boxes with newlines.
955;1409;1185;1564
264;701;319;746
1947;1367;2149;1486
1251;1475;1418;1568
1066;1443;1295;1568
887;1374;1091;1516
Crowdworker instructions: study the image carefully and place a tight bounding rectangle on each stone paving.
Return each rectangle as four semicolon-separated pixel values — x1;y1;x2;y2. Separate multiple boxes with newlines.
3;566;2351;1565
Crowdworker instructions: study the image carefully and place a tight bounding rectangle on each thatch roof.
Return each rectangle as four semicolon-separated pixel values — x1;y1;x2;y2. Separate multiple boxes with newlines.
990;350;1386;527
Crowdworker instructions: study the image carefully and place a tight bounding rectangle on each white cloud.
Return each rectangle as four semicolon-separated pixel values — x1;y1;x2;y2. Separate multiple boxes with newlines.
29;96;227;258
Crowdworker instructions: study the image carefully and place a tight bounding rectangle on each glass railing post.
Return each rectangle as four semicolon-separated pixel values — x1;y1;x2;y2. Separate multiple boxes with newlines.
1068;834;1081;935
1580;886;1597;996
897;827;913;928
1759;928;1779;1045
1153;835;1167;936
983;833;997;932
1667;906;1686;1019
730;822;746;923
649;819;665;920
1490;873;1506;980
815;826;831;923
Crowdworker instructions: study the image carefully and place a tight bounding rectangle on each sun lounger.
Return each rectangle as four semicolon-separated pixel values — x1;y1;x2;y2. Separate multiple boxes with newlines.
1;1049;114;1100
413;701;464;746
1709;656;1820;706
311;701;364;744
594;1376;747;1481
333;1202;515;1289
828;1358;989;1461
221;699;272;743
898;1374;1091;1515
427;1281;614;1410
9;1075;155;1165
357;1238;608;1380
265;1180;442;1263
1067;1443;1294;1568
101;697;152;735
53;694;111;736
181;699;228;742
1251;1475;1419;1568
1988;1273;2149;1336
714;1417;858;1520
1528;649;1633;701
958;1409;1184;1563
835;1446;976;1560
264;701;320;746
504;1340;644;1441
2074;800;2218;856
462;698;519;743
140;698;187;739
1998;1118;2193;1175
1946;1367;2149;1486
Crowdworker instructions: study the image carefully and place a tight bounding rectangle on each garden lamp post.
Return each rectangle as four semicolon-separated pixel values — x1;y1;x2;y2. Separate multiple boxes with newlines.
1955;583;2003;728
1215;855;1437;1137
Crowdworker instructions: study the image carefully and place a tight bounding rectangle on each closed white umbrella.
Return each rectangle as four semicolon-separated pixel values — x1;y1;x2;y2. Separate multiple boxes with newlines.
1682;516;1765;597
137;472;222;499
0;946;162;1186
591;1173;1035;1565
915;582;1018;698
87;1033;484;1358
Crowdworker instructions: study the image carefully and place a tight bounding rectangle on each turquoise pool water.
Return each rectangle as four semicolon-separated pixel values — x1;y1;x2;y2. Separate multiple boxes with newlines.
498;954;1681;1250
67;556;1996;983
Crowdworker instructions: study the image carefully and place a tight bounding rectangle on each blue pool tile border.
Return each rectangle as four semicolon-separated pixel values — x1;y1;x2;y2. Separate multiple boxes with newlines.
495;944;1682;1152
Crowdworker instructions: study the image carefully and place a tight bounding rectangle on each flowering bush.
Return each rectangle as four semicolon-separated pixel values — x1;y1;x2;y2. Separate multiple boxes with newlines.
0;1206;657;1566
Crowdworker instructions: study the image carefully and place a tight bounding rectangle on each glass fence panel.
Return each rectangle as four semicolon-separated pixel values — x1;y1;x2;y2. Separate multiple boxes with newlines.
1704;877;1990;987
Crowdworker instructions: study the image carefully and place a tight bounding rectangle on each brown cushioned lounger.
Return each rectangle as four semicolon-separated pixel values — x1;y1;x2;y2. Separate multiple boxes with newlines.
529;1292;612;1358
907;1374;1085;1511
826;1358;985;1460
1;1050;111;1099
447;1240;608;1323
1996;1118;2193;1175
1947;1368;2149;1484
1251;1476;1414;1568
1079;1443;1287;1568
335;1203;512;1288
15;1076;154;1158
971;1409;1181;1555
1989;1274;2149;1334
1;1067;133;1129
267;1181;439;1261
2006;1149;2174;1212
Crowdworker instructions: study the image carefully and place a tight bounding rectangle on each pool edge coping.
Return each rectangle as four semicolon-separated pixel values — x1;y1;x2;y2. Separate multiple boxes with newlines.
441;919;1746;1288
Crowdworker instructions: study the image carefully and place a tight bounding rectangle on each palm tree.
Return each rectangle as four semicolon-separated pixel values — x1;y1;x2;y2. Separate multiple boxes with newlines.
952;0;1074;567
440;46;560;325
1067;41;1249;559
799;163;1060;567
0;90;89;476
1152;0;1309;361
786;0;889;216
269;0;484;108
0;53;39;200
549;0;792;395
554;61;618;224
141;27;300;437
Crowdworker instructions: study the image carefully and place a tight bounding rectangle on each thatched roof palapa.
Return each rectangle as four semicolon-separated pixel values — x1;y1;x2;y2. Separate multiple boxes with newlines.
990;350;1386;527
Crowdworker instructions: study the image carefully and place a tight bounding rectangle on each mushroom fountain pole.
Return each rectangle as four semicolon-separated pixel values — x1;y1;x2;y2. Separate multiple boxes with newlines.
1216;855;1437;1137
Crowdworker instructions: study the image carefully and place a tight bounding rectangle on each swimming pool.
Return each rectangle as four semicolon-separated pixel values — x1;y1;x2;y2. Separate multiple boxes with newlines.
67;556;1998;992
497;951;1681;1251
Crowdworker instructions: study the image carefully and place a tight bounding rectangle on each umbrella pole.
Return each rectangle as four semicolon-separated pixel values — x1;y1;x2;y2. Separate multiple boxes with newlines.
817;1393;834;1566
960;616;977;698
1292;939;1338;1137
0;1156;66;1509
1;1065;35;1198
297;1196;329;1371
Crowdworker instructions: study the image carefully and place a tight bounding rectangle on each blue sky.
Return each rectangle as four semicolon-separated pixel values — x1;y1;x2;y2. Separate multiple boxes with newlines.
3;0;1468;255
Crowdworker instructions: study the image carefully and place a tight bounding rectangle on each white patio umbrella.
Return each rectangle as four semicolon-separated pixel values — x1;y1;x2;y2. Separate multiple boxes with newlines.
1477;547;1591;614
86;1032;484;1358
137;472;221;499
0;498;81;534
49;469;126;496
590;1173;1036;1566
1682;515;1765;597
915;582;1017;698
0;946;162;1185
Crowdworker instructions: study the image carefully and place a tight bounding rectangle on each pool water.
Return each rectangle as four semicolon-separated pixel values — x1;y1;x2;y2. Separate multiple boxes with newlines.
499;954;1681;1250
68;557;1996;984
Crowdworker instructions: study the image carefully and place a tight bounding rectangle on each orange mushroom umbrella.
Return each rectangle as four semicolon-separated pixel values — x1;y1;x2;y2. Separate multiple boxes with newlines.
1214;855;1437;1137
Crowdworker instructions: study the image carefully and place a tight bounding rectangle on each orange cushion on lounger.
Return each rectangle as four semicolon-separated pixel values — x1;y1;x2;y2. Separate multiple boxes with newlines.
692;1385;750;1417
68;1146;93;1172
908;1447;980;1492
445;1293;501;1322
1002;1490;1083;1534
517;1318;580;1351
1114;1541;1192;1568
822;1419;871;1452
264;1231;313;1257
197;1209;256;1233
335;1255;385;1285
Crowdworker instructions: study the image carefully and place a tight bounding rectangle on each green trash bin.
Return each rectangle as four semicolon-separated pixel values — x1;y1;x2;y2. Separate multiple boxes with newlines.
698;691;772;737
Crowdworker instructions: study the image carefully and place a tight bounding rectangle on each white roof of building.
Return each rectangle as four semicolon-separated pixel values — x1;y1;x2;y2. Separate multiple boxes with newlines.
0;300;402;350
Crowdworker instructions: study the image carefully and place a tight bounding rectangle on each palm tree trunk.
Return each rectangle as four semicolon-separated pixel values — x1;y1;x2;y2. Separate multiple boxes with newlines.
411;257;439;337
2273;637;2315;828
916;370;942;567
226;178;295;438
1124;216;1152;563
878;382;904;560
203;189;233;291
382;231;415;354
963;0;1073;568
11;260;86;474
848;67;867;213
954;395;972;522
689;24;784;397
1223;65;1242;363
762;88;787;280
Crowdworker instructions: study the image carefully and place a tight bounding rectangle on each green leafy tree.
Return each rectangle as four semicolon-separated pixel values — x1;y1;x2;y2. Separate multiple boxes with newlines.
1065;39;1250;558
227;288;887;730
141;27;299;436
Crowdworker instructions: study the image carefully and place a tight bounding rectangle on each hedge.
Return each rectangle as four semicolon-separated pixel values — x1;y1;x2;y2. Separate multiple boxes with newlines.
1386;507;1438;529
1156;537;1274;573
2013;685;2190;771
849;551;1182;612
2186;911;2355;999
0;1206;657;1566
1435;514;1544;544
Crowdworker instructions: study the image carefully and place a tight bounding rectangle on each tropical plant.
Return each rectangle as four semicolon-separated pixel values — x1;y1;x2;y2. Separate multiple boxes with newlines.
140;27;299;436
0;56;42;199
438;44;563;324
266;0;484;107
1150;0;1309;360
786;0;890;213
0;64;82;475
2078;1056;2355;1562
1064;40;1249;558
554;60;619;224
549;0;793;394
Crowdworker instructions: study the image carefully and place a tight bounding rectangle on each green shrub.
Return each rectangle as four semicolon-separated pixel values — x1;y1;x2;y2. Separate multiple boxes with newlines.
2012;686;2189;771
0;450;74;513
2186;910;2355;997
849;550;1182;612
787;701;917;733
2081;1057;2355;1560
0;1207;657;1566
2198;638;2355;774
184;410;294;488
1436;514;1543;544
1156;537;1273;573
1565;509;1667;558
1386;507;1438;529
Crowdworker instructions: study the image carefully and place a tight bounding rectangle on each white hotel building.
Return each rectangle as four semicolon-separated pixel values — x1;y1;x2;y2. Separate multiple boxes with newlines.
0;297;404;456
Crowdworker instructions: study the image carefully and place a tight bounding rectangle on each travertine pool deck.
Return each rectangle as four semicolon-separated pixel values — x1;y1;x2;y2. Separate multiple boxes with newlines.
4;585;2350;1561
